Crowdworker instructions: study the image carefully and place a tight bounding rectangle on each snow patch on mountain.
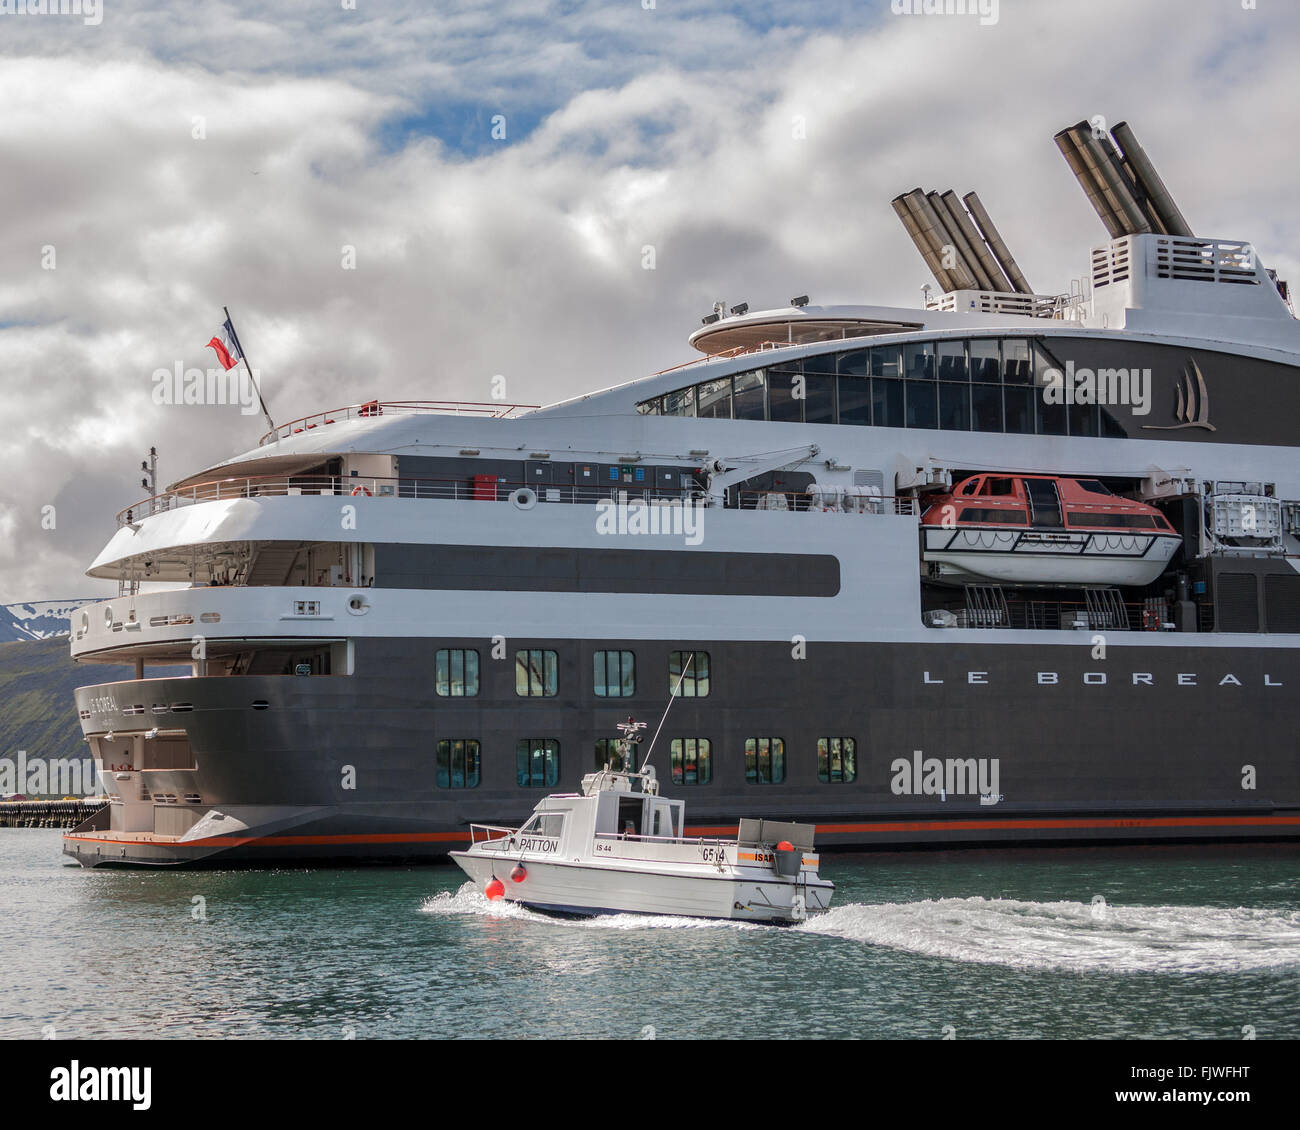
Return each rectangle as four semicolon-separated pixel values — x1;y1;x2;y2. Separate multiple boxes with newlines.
1;599;100;642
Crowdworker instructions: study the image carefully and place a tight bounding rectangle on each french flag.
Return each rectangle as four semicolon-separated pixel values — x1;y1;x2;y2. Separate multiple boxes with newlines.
205;317;243;371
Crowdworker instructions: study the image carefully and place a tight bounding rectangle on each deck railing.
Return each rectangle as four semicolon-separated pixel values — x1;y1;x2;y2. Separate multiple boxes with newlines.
117;474;919;527
257;400;539;446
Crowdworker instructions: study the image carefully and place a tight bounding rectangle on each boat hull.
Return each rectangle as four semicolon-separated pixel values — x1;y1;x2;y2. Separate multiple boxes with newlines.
451;851;833;923
64;634;1300;867
922;527;1182;586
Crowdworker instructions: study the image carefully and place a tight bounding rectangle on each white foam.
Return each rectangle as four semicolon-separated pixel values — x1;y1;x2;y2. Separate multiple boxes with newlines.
797;897;1300;974
421;882;762;931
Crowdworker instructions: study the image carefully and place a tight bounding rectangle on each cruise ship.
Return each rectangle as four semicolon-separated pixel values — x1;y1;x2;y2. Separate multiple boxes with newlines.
65;119;1300;866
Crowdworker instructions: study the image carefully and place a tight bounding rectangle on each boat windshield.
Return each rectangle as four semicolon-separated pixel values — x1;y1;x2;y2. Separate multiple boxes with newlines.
519;813;564;837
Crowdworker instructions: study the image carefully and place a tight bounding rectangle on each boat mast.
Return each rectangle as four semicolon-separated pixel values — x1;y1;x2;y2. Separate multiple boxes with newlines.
640;653;694;772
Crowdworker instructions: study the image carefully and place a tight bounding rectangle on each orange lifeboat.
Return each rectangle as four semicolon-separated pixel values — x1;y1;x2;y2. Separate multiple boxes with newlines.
920;474;1180;587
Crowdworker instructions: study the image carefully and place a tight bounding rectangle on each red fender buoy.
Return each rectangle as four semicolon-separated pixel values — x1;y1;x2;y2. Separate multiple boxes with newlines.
510;864;527;883
485;878;505;900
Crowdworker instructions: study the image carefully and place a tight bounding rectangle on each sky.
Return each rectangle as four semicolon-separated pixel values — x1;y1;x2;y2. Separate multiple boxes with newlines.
2;0;1298;598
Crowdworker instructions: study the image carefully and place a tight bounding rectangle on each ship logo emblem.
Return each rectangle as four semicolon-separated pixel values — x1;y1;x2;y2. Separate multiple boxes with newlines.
1142;357;1216;431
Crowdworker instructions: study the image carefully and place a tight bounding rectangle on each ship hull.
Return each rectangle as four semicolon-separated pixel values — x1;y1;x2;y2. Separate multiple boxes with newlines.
63;634;1300;867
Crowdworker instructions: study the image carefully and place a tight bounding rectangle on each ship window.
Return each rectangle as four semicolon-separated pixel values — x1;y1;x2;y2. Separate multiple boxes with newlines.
663;386;696;417
1004;386;1034;434
1068;400;1099;437
516;739;560;788
436;739;480;789
595;737;631;771
436;649;480;697
1069;512;1160;529
972;383;1003;431
520;812;564;836
636;397;662;416
838;350;868;378
804;373;835;424
1037;393;1068;436
961;508;1028;523
870;345;903;378
905;380;937;429
984;478;1015;495
696;377;732;419
731;369;766;420
958;477;982;495
515;649;558;697
969;339;1000;382
768;368;804;422
872;378;904;428
838;374;871;425
904;342;935;380
936;340;968;381
670;738;712;785
817;737;856;783
939;383;971;430
594;650;635;697
745;737;785;785
1076;480;1112;495
669;650;710;697
1002;339;1031;383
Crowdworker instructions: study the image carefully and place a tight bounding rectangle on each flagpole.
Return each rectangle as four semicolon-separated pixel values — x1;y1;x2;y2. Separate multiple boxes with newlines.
222;305;275;434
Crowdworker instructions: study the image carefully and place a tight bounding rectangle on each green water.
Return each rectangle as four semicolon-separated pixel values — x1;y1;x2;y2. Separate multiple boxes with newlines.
1;830;1297;1039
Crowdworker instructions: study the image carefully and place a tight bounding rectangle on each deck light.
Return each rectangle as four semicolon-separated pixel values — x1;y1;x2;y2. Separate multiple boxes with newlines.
730;303;749;316
790;295;810;307
701;313;720;325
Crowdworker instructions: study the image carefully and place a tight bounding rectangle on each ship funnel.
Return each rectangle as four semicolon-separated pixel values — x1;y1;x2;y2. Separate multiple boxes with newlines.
962;192;1033;295
1055;123;1153;238
891;190;959;293
893;188;1031;295
1111;121;1193;238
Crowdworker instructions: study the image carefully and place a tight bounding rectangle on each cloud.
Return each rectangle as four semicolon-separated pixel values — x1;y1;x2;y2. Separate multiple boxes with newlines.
1;0;1299;597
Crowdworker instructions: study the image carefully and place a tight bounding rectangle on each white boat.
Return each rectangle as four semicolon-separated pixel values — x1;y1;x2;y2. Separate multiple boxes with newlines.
451;719;834;924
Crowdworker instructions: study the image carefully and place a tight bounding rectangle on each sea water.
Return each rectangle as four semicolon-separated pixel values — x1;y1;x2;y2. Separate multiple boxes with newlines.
1;829;1296;1040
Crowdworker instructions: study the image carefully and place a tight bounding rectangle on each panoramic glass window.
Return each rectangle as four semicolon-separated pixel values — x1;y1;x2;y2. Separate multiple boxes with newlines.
594;650;635;697
732;369;766;419
904;341;935;380
745;737;785;784
936;340;968;381
670;738;711;784
817;737;856;784
696;376;732;419
1002;338;1032;383
968;338;1000;382
663;386;696;417
436;739;480;789
435;649;479;697
669;650;710;697
515;649;558;697
767;366;804;422
516;739;560;787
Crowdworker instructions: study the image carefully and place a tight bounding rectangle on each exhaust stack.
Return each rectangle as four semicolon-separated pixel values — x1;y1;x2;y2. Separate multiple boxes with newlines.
962;192;1033;295
893;188;1032;296
1111;121;1193;238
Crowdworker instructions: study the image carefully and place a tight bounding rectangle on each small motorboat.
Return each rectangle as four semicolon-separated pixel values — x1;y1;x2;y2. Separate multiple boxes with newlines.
451;718;833;924
920;473;1181;586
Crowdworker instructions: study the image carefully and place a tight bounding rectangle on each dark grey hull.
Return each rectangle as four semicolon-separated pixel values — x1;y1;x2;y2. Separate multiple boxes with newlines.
65;636;1300;867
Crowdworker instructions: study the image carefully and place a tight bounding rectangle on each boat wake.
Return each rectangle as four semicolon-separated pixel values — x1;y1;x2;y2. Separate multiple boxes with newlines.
420;882;763;931
798;897;1300;974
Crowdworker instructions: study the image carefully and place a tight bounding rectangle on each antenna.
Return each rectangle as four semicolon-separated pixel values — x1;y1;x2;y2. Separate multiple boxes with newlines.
641;652;695;772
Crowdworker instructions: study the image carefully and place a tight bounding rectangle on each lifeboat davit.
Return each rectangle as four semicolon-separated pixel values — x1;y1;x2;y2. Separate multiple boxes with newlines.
920;474;1181;587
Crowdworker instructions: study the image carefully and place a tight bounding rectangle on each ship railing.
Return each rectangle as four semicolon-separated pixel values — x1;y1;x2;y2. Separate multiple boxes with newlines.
257;400;539;446
930;597;1216;633
737;490;918;516
593;831;733;847
117;475;918;527
468;824;519;847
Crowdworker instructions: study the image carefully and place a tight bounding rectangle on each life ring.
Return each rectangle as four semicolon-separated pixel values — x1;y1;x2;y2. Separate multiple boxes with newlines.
510;486;537;511
350;485;371;497
1142;609;1160;631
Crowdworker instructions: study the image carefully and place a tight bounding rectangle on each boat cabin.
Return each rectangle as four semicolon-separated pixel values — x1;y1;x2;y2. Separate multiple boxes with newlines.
510;769;686;856
922;473;1175;532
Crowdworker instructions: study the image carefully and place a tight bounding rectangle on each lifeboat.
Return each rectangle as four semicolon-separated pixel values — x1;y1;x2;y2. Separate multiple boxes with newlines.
920;474;1181;587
